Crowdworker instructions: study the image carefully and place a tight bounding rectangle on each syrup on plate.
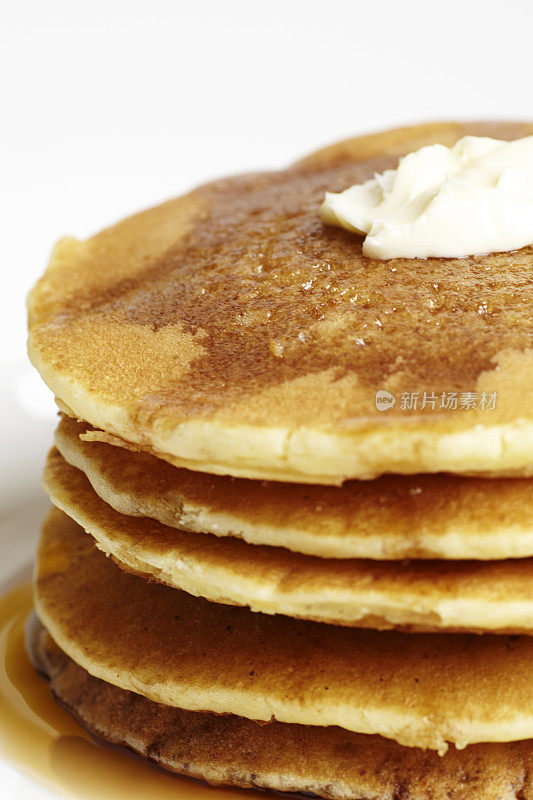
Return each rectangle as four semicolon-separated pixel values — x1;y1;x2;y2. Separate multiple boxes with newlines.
0;583;261;800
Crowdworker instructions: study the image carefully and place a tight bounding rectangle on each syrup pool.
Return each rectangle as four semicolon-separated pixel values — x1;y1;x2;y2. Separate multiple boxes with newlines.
0;582;261;800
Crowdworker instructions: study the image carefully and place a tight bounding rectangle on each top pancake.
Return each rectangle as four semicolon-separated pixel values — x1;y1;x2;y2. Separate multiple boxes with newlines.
28;121;533;483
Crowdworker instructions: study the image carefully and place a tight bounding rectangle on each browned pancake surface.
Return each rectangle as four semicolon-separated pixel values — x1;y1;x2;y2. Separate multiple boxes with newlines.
55;414;533;560
29;617;533;800
43;447;533;634
34;507;533;752
28;121;533;482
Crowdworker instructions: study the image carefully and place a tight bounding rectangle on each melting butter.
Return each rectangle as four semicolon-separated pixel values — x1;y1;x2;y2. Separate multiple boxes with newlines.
321;135;533;259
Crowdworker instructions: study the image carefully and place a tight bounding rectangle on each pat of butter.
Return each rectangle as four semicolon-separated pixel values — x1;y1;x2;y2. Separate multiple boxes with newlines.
321;135;533;259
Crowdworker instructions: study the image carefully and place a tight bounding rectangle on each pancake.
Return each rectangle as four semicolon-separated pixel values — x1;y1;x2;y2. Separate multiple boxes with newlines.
55;414;533;561
29;618;533;800
43;447;533;634
28;121;533;484
35;506;533;752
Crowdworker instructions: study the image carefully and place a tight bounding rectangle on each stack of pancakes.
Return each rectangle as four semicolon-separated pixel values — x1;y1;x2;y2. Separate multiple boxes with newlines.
27;122;533;799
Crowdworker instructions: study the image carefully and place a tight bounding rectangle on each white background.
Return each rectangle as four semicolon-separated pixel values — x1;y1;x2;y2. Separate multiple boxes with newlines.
1;0;532;796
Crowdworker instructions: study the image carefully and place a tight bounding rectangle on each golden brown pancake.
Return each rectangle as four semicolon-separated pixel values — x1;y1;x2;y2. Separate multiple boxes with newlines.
43;447;533;634
29;617;533;800
55;414;533;561
28;121;533;484
35;506;533;752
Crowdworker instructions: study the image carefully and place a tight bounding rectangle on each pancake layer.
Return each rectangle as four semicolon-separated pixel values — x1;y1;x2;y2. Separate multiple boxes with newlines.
43;447;533;634
28;121;533;484
29;618;533;800
35;506;533;753
55;415;533;561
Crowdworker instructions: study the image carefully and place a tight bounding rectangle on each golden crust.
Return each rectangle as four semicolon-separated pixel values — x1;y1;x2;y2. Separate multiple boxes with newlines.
28;122;533;483
55;414;533;560
28;617;533;800
43;447;533;634
34;506;533;752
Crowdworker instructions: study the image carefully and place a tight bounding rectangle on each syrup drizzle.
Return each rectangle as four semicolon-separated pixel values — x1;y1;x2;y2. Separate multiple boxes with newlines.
0;583;260;800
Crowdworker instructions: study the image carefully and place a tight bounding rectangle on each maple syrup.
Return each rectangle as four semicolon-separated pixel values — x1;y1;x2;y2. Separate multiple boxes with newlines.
0;582;260;800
